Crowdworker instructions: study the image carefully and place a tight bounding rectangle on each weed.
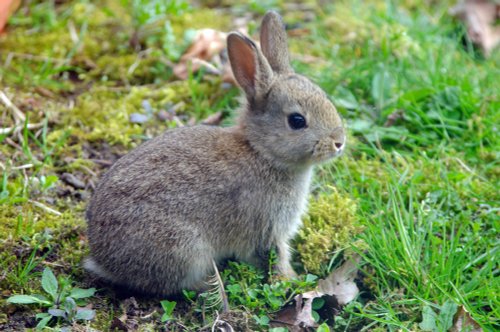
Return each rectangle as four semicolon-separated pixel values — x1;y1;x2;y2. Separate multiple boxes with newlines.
9;245;46;289
7;267;96;330
221;261;317;321
160;300;176;323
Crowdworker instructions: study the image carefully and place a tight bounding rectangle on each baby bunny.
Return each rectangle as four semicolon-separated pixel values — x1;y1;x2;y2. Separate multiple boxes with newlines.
85;11;345;295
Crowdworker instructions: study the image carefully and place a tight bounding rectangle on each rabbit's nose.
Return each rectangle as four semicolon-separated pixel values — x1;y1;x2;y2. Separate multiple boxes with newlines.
330;127;345;151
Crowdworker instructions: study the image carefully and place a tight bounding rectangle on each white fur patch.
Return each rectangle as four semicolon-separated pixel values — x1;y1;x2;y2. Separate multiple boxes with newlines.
83;257;113;281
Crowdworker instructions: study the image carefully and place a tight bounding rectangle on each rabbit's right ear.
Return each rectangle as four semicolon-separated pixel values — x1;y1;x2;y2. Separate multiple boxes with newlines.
227;33;273;100
260;11;292;74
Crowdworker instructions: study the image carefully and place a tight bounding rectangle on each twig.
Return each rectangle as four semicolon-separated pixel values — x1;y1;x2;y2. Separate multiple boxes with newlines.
4;137;23;151
68;20;79;44
30;200;62;216
139;309;157;320
89;159;113;167
0;122;43;135
43;261;65;268
12;163;34;170
3;52;69;67
79;164;97;177
211;311;235;332
172;116;185;127
0;90;25;123
454;157;488;182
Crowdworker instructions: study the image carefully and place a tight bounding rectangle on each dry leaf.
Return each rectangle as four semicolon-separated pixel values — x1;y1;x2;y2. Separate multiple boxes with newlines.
212;316;235;332
384;109;405;127
449;306;483;332
317;255;360;305
173;29;234;82
271;256;361;331
270;294;318;331
0;0;21;33
450;0;500;56
201;111;224;126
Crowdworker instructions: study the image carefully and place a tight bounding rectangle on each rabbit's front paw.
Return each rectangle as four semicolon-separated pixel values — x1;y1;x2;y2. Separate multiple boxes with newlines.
275;260;298;279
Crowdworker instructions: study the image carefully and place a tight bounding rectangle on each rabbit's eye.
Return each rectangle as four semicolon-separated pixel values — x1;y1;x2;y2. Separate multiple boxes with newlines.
288;113;307;130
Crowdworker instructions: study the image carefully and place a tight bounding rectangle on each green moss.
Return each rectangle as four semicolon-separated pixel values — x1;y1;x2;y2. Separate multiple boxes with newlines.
0;201;85;240
85;54;169;84
58;87;154;146
57;78;229;145
296;188;362;275
170;9;231;33
0;200;87;292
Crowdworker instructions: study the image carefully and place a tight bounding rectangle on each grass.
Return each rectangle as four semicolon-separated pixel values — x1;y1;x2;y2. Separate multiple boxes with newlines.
0;0;498;331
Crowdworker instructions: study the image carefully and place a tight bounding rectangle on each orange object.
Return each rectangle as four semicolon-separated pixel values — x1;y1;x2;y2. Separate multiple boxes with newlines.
0;0;21;33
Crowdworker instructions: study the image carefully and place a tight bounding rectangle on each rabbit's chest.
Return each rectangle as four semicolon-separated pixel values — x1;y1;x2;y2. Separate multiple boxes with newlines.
237;167;313;243
267;168;312;239
213;167;312;256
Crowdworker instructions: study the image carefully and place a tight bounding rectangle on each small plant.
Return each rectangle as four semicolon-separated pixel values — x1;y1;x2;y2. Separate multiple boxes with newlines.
39;174;59;192
160;300;176;323
125;0;191;60
7;267;96;330
222;261;317;316
419;301;458;332
10;245;47;289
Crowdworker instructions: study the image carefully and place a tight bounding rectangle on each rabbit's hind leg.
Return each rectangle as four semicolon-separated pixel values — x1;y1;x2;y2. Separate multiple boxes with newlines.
176;250;216;293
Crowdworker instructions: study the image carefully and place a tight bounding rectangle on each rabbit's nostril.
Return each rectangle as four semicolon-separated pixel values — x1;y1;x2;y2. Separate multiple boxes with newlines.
334;142;343;149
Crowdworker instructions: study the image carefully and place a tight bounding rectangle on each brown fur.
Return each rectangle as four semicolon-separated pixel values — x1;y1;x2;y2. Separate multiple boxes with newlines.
85;11;345;295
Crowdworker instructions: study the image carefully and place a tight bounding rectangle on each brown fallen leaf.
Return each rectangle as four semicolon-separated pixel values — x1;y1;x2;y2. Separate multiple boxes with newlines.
173;29;233;82
450;0;500;56
449;306;483;332
271;255;361;330
384;110;405;127
270;293;318;331
0;0;21;33
201;111;224;126
317;255;361;305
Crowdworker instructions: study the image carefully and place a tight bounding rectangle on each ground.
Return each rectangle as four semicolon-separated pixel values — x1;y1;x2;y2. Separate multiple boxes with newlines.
0;0;498;331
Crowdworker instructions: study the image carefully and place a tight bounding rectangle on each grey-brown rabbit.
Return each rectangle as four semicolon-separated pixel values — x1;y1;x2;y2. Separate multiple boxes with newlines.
85;11;345;296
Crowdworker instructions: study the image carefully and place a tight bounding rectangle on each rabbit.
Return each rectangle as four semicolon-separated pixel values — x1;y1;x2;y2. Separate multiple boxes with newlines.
84;11;346;296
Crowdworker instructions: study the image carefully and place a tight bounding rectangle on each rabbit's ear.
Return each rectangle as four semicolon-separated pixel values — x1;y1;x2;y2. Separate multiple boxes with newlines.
227;32;273;99
260;11;292;74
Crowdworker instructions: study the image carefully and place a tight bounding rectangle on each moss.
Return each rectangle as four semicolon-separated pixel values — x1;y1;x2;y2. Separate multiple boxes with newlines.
170;9;231;33
296;188;362;275
57;77;228;146
0;201;85;240
0;22;73;59
289;1;421;66
0;1;132;90
85;54;171;84
0;199;87;291
57;87;151;146
0;0;236;95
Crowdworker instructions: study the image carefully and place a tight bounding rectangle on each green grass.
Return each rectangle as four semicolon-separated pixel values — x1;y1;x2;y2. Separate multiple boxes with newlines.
0;0;498;331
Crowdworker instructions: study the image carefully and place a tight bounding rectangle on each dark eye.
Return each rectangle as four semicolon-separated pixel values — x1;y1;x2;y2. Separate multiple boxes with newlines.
287;113;307;130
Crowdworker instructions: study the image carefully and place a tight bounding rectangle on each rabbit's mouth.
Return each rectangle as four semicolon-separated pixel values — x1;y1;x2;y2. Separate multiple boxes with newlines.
312;139;345;163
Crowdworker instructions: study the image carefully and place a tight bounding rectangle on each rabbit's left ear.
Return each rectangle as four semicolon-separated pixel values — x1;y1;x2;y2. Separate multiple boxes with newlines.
260;11;293;74
227;33;274;100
